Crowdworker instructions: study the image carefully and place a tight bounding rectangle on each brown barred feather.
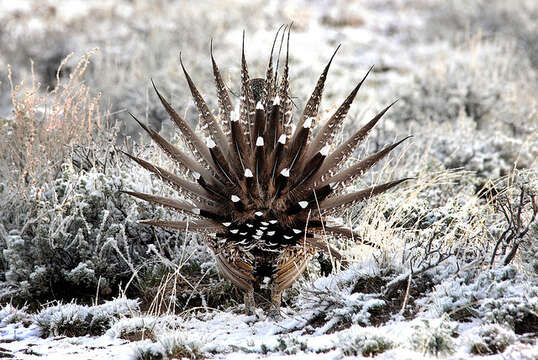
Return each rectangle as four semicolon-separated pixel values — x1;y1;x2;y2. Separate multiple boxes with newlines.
320;178;411;213
306;65;373;160
210;39;233;138
139;219;223;233
277;27;292;136
320;136;412;190
122;190;221;219
128;113;211;181
297;45;340;133
180;54;229;156
151;80;216;175
240;32;255;148
314;100;399;184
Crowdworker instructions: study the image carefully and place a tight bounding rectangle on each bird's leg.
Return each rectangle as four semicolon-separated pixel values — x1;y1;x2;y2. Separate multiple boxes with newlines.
244;288;255;315
268;283;282;318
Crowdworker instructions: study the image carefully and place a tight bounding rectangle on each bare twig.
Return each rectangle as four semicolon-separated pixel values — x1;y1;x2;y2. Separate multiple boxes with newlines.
489;184;537;266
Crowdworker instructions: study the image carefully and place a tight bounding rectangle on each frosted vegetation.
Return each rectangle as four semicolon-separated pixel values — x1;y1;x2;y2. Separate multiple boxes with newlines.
0;0;536;358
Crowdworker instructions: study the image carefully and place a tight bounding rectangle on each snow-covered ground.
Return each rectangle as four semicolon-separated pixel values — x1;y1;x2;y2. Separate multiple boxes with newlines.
1;263;537;359
0;0;536;359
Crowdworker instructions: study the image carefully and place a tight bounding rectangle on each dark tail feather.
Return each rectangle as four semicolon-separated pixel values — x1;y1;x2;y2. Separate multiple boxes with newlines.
307;66;373;158
268;131;286;195
128;112;211;181
230;112;250;176
282;120;311;188
151;80;215;173
287;184;332;215
120;149;217;205
252;103;266;149
288;144;329;193
208;141;237;186
314;100;398;184
254;137;266;187
320;178;411;212
210;39;233;137
139;219;224;233
322;136;411;190
179;53;230;156
264;99;282;157
296;45;341;131
122;190;221;219
310;227;379;248
195;173;228;202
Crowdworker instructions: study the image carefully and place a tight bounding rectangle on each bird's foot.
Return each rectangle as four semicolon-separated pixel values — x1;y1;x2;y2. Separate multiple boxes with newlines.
267;307;282;320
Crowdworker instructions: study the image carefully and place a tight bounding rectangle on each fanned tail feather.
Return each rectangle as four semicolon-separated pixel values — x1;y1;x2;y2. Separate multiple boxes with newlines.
314;100;399;184
139;219;224;233
306;66;373;159
321;136;411;190
210;39;233;138
128;112;211;181
151;80;216;175
320;178;412;213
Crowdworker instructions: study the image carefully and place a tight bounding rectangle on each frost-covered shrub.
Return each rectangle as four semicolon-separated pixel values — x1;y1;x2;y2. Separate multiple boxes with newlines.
487;170;538;268
0;164;152;304
423;117;536;178
133;341;167;360
107;316;158;342
337;326;393;357
0;303;30;326
295;266;386;332
107;315;184;342
410;318;458;356
261;335;308;355
0;154;218;308
35;297;139;337
353;170;494;278
150;330;203;360
424;265;538;333
397;39;536;132
465;324;517;355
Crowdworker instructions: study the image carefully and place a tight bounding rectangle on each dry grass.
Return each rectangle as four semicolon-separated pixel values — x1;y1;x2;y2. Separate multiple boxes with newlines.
1;49;103;197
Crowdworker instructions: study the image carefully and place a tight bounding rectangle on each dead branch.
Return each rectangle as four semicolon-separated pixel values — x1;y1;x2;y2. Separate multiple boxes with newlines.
489;186;537;266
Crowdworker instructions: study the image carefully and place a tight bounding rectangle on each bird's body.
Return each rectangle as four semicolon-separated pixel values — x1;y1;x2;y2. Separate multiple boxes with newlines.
123;27;409;315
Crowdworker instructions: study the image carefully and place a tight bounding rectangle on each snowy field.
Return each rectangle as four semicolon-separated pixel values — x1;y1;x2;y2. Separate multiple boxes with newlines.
0;0;536;359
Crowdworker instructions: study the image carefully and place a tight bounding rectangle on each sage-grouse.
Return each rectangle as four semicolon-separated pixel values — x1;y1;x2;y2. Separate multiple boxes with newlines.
123;28;409;315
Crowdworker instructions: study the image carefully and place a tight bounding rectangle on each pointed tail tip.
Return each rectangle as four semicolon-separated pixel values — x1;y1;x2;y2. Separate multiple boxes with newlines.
150;78;160;95
400;177;416;183
395;135;413;146
127;111;138;121
287;22;292;38
328;44;341;63
391;98;400;106
179;52;187;71
128;111;143;127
